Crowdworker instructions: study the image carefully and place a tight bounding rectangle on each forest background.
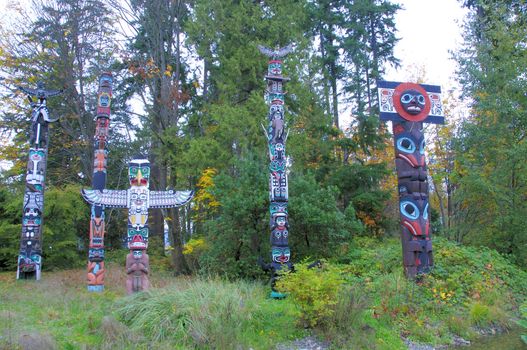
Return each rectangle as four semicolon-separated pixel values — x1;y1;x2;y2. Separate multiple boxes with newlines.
0;0;526;279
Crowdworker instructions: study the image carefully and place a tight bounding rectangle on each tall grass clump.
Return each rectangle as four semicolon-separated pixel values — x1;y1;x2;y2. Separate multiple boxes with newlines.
114;278;298;349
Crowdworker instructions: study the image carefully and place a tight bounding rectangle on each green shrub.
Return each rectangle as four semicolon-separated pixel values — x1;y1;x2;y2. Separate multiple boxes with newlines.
469;302;490;326
276;260;345;327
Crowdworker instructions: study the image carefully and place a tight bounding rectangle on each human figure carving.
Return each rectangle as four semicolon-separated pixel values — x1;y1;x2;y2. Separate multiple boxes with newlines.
126;250;150;294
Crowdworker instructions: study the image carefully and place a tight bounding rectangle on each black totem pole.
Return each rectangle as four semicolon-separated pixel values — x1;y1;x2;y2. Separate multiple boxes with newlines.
17;82;62;280
377;81;444;278
258;44;294;298
87;72;113;291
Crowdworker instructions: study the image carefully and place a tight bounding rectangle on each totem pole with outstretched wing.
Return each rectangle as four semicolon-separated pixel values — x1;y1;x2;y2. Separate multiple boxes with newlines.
82;156;193;293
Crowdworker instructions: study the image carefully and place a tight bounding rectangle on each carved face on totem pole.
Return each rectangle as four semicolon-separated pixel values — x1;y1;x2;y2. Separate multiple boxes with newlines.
393;123;426;169
400;198;429;238
89;248;104;262
128;158;150;250
271;212;289;246
393;123;429;195
26;149;46;187
392;83;431;123
129;158;150;187
399;89;426;115
272;247;290;264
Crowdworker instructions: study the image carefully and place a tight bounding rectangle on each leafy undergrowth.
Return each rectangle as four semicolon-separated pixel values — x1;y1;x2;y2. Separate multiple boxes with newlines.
277;236;527;349
1;237;526;349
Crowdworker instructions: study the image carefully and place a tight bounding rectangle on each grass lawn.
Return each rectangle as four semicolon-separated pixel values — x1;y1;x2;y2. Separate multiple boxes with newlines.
1;237;526;349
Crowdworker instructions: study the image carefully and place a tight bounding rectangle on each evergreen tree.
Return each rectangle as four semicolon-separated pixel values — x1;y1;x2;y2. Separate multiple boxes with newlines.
454;0;527;266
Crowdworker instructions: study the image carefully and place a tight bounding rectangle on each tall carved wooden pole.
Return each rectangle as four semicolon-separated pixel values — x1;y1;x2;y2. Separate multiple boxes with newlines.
258;45;294;298
17;82;62;280
377;81;444;278
87;73;112;291
82;156;193;293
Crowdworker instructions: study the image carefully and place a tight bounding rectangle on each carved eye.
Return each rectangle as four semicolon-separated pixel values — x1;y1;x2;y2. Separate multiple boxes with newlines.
401;93;414;103
417;95;426;105
140;167;150;177
397;137;416;153
423;203;429;220
420;139;426;155
400;201;419;220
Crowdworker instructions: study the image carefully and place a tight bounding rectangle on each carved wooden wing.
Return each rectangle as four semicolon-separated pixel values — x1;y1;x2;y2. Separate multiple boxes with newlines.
81;189;128;208
149;190;194;208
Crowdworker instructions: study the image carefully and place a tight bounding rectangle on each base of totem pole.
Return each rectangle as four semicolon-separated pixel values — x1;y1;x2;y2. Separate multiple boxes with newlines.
270;291;286;299
88;285;104;292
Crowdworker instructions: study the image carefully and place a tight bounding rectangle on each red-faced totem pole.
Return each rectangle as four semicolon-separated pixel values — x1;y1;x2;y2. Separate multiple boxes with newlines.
377;81;444;278
86;73;112;292
258;44;294;298
81;157;193;293
17;82;62;280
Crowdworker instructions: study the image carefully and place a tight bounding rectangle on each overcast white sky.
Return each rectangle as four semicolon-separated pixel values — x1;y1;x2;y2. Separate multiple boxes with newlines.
385;0;468;89
0;0;468;88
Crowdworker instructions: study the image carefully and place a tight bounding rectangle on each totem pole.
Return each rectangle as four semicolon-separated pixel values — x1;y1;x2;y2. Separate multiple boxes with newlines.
258;44;294;298
87;73;113;292
81;156;193;293
17;82;62;280
377;81;444;278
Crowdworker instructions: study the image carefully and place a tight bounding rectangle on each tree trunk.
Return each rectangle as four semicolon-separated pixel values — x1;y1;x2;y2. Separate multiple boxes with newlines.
170;206;191;275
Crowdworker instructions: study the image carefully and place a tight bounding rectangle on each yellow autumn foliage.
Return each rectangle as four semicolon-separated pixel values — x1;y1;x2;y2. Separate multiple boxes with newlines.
183;238;207;255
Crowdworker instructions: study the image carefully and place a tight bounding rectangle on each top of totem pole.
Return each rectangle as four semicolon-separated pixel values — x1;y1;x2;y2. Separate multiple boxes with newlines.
259;44;293;82
377;80;444;124
128;157;150;187
99;72;113;86
18;82;63;101
258;44;294;60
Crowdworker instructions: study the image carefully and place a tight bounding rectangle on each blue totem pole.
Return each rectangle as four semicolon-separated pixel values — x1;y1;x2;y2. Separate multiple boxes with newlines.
258;44;294;298
87;73;113;291
17;82;62;280
377;81;444;278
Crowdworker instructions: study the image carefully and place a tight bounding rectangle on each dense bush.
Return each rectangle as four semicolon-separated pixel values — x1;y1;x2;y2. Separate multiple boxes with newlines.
276;260;345;327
